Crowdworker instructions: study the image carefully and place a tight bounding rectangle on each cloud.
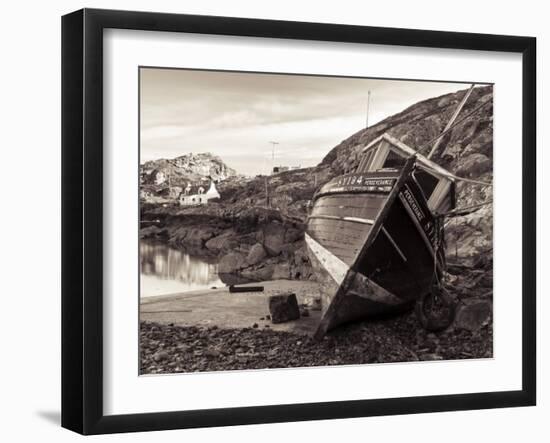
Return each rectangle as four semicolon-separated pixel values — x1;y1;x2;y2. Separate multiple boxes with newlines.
140;67;474;174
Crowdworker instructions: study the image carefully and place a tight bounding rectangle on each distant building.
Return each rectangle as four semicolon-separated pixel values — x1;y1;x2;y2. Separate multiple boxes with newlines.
179;180;221;206
272;165;301;174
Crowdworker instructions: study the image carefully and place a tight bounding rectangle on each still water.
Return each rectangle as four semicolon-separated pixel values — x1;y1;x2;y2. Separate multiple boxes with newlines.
140;241;224;297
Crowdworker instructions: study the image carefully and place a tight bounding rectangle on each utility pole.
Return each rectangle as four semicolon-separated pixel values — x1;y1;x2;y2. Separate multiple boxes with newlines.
269;141;279;174
265;176;269;209
366;90;371;129
266;141;278;209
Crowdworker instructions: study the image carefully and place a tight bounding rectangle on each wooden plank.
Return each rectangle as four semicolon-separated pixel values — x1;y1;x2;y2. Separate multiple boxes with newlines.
305;233;350;286
314;157;417;339
309;228;371;246
308;219;369;233
308;215;375;225
349;272;404;305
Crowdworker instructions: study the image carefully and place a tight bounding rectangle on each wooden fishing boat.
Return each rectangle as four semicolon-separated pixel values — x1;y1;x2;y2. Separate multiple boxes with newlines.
306;133;457;338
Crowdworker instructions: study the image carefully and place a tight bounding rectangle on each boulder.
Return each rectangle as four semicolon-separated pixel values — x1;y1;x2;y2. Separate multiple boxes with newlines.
272;263;290;280
218;252;246;274
455;300;492;331
455;153;492;178
205;231;238;252
139;225;163;239
247;243;267;265
284;227;303;243
242;264;274;281
184;227;216;247
268;293;300;324
153;350;169;362
262;222;286;256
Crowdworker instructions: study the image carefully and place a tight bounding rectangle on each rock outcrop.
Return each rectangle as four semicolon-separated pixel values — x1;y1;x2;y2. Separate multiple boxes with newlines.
141;85;493;287
140;152;237;187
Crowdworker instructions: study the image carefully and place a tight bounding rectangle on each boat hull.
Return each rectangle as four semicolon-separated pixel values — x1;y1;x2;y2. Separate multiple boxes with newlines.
306;161;445;338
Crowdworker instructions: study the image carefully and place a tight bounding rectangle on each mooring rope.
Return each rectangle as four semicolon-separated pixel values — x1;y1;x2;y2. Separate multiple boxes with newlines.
415;98;493;156
442;200;493;218
446;173;493;186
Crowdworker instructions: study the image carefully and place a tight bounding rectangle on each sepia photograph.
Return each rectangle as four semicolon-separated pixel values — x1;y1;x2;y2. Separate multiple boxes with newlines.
138;67;494;375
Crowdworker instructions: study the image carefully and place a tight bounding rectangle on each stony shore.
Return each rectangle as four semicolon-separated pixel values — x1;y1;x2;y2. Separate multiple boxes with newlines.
140;265;493;374
140;313;492;374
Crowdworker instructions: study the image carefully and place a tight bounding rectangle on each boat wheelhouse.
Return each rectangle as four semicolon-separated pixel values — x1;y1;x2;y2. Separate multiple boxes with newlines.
305;133;456;338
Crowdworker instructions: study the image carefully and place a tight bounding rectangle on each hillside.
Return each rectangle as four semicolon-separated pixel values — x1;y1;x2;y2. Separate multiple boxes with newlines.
141;85;493;284
140;152;237;187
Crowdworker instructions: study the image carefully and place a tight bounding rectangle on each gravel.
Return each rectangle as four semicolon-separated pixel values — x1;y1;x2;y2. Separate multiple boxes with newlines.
140;310;492;374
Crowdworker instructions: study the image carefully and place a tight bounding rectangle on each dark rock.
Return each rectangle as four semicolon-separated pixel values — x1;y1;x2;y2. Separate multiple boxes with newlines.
247;243;267;265
455;300;492;332
139;225;164;239
455;153;492;178
205;348;221;358
262;222;286;256
153;350;169;362
205;231;238;252
268;293;300;324
252;323;259;329
184;227;217;247
242;264;274;281
218;252;246;274
284;228;303;243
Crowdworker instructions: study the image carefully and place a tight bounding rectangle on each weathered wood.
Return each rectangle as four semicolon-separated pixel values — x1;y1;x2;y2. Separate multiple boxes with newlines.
313;157;416;339
229;285;264;293
308;134;457;339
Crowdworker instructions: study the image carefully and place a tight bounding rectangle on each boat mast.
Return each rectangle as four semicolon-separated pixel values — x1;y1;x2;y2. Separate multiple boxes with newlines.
366;90;371;129
427;84;475;160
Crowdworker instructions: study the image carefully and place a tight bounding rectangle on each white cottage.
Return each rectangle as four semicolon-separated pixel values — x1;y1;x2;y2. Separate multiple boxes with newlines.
179;181;221;206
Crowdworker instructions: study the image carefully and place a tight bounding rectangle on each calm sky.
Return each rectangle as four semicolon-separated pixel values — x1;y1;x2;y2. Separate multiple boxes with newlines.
140;68;473;176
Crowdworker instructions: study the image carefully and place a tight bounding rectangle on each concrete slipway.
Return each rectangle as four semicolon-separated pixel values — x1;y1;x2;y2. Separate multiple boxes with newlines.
140;280;321;335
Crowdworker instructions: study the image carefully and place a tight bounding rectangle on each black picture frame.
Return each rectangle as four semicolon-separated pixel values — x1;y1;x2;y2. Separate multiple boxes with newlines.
61;8;536;435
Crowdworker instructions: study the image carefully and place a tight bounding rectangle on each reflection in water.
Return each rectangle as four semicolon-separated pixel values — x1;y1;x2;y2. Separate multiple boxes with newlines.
140;241;224;297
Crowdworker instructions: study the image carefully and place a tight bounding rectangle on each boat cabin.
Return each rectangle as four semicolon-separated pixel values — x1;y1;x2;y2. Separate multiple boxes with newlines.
359;134;456;214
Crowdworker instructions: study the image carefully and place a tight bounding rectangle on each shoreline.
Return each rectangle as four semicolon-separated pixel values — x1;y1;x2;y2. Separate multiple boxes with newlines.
140;279;322;335
139;279;493;374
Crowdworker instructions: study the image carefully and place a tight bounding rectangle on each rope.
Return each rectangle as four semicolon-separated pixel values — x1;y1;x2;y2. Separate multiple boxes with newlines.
446;174;492;186
415;98;493;156
442;200;493;218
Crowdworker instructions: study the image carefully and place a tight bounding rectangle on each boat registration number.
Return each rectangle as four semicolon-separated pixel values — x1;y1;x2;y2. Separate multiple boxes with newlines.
327;175;396;193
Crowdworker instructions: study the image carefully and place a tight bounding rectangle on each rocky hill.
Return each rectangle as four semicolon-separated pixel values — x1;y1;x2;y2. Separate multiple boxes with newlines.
140;152;237;187
141;85;493;289
322;85;493;267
